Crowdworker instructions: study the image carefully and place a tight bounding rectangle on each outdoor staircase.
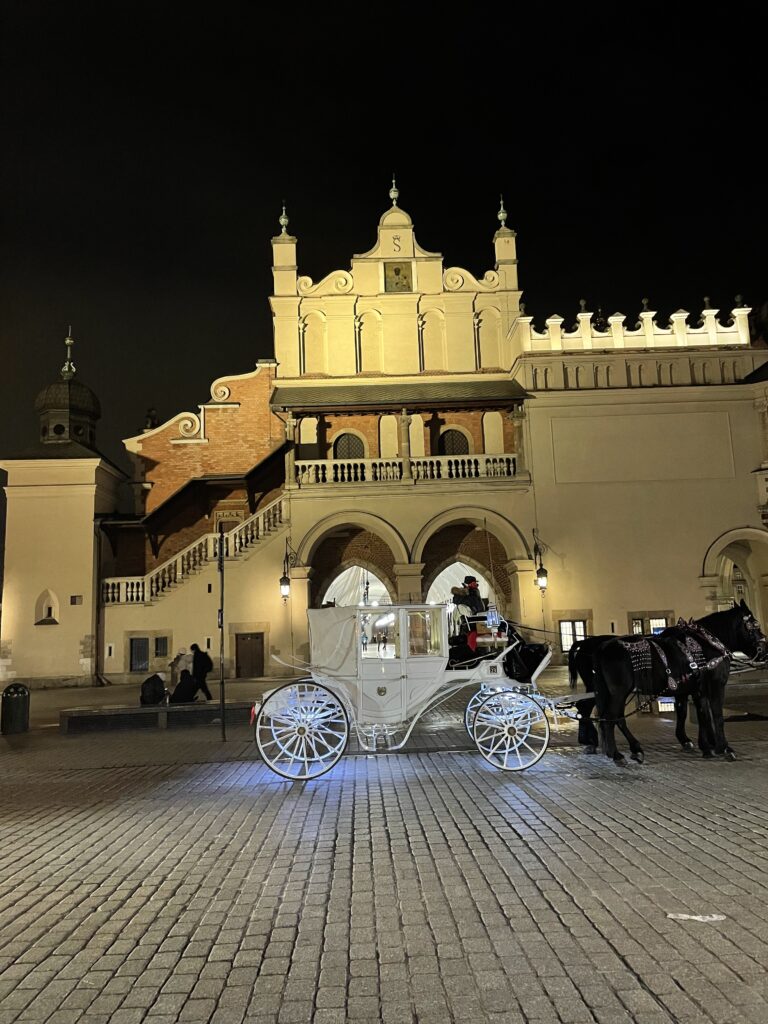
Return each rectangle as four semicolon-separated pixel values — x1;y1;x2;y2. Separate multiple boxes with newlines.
102;494;287;605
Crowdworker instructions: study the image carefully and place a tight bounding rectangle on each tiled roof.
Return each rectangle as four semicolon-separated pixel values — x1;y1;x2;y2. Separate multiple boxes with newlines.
271;379;528;411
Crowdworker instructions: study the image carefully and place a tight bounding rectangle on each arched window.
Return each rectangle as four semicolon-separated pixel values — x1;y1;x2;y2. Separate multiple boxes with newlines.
35;589;59;625
438;429;469;456
333;433;365;459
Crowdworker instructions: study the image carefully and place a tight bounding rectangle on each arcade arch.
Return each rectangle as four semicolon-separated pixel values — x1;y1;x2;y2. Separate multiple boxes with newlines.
702;527;768;622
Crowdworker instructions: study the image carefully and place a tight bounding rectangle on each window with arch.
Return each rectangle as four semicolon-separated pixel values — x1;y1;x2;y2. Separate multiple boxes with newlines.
438;429;470;456
34;589;60;625
333;433;365;459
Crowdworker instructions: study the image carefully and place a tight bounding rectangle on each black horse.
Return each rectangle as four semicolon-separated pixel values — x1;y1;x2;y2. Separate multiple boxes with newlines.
568;635;612;752
592;600;765;764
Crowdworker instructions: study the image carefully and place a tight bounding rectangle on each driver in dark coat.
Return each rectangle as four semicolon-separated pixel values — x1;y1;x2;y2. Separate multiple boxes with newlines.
452;576;485;616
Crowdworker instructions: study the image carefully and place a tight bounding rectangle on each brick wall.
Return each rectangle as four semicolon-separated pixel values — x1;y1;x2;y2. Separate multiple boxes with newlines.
422;525;510;601
135;364;285;513
310;530;395;606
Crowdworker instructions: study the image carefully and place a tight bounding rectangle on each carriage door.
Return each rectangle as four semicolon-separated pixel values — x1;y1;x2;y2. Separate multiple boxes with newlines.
360;610;405;723
402;608;446;718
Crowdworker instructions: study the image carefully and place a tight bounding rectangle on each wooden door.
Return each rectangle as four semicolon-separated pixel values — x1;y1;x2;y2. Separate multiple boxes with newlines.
235;633;264;678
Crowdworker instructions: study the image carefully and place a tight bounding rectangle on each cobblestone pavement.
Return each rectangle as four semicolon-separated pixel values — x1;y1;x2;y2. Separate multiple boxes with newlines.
2;685;768;1023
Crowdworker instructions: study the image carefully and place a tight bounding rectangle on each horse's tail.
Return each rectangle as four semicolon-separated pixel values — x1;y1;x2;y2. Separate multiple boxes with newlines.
568;642;580;689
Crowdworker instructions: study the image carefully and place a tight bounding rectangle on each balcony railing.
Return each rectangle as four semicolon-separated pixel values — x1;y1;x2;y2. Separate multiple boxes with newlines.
102;494;286;605
294;454;517;486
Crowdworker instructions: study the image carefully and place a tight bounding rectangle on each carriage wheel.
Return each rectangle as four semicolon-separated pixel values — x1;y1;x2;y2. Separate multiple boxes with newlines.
464;685;507;737
255;681;349;780
472;691;549;772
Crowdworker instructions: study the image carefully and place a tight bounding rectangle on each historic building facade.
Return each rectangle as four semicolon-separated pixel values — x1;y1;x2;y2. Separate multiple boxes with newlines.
3;188;768;686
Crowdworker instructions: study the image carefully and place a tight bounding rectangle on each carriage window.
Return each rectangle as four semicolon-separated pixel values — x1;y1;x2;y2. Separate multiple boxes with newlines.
365;611;400;658
559;619;586;653
333;433;365;459
438;429;470;456
407;610;442;656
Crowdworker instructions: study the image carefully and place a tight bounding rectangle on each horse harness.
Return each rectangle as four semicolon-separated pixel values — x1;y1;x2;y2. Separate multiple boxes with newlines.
617;621;731;694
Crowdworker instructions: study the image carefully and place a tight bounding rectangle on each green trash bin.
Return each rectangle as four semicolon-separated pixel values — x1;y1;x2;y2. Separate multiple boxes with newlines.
1;683;30;734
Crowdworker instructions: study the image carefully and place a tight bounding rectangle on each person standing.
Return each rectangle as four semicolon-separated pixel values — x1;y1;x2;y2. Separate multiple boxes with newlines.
169;647;193;688
190;643;214;700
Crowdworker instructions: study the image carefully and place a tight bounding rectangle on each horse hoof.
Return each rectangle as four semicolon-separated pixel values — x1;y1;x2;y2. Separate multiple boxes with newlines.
725;750;737;762
613;755;625;765
683;741;695;751
631;751;645;764
702;751;714;759
583;745;597;755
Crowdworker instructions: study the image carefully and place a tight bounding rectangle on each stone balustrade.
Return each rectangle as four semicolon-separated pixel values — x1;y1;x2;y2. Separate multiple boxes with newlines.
512;306;752;353
294;454;517;487
102;495;286;605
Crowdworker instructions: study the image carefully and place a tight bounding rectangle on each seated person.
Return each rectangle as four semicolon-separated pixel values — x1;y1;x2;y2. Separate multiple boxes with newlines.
169;668;202;704
140;671;167;706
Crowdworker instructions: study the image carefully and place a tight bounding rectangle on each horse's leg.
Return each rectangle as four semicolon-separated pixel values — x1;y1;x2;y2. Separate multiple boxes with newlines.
708;680;735;760
675;695;695;751
692;693;716;758
600;692;626;763
577;697;599;752
616;715;645;763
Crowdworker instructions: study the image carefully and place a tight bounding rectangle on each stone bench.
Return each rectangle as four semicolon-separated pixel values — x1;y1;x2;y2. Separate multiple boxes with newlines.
59;700;259;734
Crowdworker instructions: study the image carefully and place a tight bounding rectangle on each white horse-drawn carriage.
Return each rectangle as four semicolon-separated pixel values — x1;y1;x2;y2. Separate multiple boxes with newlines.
254;603;588;780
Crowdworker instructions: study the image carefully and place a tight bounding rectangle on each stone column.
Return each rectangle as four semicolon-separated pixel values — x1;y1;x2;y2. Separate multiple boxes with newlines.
506;558;544;629
284;411;297;488
393;562;425;603
398;409;413;479
286;565;312;665
511;407;527;473
755;396;768;468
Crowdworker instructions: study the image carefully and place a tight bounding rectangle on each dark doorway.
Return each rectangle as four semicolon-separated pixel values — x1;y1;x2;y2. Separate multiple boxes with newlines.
236;633;264;677
130;637;149;673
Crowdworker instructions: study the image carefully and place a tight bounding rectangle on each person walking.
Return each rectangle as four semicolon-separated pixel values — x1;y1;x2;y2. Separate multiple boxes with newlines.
190;642;214;700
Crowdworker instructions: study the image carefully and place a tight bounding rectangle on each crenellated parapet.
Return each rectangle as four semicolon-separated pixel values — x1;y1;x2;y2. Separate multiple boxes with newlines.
512;305;752;355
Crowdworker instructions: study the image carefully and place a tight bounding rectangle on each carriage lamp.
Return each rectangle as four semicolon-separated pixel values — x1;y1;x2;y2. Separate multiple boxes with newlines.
279;538;299;602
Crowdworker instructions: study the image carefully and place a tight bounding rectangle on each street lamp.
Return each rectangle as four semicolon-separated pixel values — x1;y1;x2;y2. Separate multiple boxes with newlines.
279;538;299;602
533;530;549;593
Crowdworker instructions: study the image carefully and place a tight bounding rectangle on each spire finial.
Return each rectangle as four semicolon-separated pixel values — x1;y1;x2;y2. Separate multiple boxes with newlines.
278;200;289;235
497;194;507;229
61;327;76;380
389;174;399;207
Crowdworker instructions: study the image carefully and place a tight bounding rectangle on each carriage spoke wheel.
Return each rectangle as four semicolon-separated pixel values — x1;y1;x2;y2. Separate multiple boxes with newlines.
464;685;507;737
472;691;549;772
256;681;348;780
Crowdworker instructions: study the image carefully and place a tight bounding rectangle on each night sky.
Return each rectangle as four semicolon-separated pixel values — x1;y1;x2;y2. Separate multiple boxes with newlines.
1;5;766;475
